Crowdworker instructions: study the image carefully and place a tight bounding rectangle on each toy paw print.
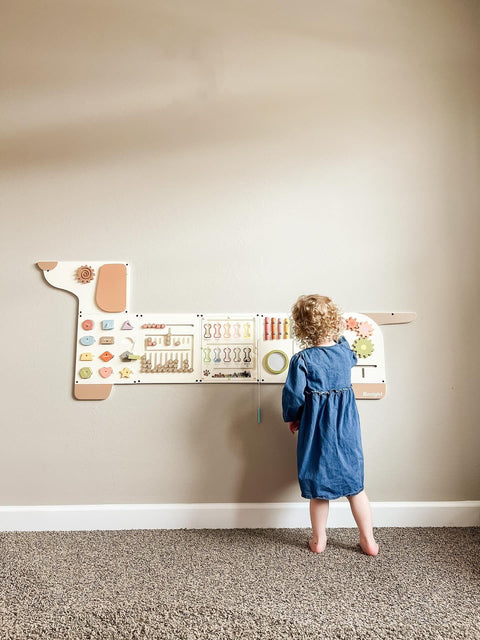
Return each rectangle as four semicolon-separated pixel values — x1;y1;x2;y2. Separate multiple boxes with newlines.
352;338;374;359
76;265;95;284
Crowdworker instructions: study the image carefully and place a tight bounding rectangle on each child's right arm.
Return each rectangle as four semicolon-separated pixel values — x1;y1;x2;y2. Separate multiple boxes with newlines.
282;353;307;423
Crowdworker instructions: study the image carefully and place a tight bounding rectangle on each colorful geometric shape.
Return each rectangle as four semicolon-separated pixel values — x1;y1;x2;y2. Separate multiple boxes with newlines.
81;319;94;331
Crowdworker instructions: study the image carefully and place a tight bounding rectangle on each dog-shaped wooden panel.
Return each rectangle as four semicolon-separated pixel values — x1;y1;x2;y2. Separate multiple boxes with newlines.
37;261;415;401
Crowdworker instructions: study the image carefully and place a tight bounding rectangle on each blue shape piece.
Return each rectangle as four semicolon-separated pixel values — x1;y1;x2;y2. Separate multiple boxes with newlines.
80;335;95;346
102;319;114;330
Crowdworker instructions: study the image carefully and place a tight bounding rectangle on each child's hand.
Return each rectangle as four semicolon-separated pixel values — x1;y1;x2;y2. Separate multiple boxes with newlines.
289;421;300;434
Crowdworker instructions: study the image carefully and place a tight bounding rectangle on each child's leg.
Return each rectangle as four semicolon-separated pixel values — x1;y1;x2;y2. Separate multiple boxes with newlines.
346;490;379;556
309;498;329;553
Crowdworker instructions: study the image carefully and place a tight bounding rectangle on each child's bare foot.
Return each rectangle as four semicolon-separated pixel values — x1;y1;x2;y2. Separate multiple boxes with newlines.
309;535;327;554
359;536;379;556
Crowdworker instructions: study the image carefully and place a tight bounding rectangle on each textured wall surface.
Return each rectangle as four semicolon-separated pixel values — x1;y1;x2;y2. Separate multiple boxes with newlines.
1;0;479;504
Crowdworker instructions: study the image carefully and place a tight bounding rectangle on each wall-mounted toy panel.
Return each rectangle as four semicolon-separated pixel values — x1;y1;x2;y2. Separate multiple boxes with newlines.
76;314;202;385
343;312;386;399
201;315;258;382
37;261;415;400
139;315;201;382
258;314;295;384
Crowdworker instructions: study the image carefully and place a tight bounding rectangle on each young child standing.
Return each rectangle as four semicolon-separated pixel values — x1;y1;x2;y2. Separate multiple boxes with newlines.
282;294;379;556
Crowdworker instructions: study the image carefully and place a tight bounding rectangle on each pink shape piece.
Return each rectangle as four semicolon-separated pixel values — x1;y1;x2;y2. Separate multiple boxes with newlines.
99;367;113;378
122;321;134;330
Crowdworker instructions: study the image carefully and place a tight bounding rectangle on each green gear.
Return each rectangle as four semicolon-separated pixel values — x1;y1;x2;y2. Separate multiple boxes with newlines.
353;337;374;359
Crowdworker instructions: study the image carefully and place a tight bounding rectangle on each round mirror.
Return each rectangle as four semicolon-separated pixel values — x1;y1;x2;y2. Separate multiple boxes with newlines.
264;350;289;375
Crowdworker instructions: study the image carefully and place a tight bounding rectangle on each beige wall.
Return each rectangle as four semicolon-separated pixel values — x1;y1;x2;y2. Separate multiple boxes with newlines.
1;0;479;505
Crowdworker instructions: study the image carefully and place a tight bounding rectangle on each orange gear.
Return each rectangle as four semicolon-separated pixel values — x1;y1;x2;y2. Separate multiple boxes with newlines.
345;316;359;331
76;265;95;284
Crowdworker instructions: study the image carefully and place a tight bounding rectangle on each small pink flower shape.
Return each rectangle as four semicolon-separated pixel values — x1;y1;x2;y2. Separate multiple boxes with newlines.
345;317;359;331
357;321;374;337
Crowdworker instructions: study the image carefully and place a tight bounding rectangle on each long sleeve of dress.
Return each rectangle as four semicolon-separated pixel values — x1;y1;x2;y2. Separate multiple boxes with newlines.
340;336;358;366
282;353;308;422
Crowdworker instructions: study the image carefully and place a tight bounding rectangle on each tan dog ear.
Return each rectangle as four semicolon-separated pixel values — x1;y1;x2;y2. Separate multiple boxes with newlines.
95;264;127;312
37;262;58;271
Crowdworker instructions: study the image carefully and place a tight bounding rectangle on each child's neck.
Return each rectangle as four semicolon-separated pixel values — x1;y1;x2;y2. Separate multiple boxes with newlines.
314;338;336;347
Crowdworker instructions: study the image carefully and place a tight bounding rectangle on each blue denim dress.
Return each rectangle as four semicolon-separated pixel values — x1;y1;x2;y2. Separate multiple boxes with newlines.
282;337;364;500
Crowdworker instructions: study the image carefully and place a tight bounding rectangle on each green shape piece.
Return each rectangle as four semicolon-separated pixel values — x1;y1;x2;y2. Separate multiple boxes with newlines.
79;367;93;379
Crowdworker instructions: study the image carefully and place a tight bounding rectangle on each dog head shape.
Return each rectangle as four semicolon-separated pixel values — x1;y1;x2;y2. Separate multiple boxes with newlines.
37;261;130;313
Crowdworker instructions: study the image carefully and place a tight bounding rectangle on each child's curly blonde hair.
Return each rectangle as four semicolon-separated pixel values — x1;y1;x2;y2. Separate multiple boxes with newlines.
291;294;345;348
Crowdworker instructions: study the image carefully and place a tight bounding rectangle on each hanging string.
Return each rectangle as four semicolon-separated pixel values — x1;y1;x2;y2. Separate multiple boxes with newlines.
256;335;262;423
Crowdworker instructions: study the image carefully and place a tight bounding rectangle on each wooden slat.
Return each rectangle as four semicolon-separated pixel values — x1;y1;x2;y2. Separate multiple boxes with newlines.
362;312;417;325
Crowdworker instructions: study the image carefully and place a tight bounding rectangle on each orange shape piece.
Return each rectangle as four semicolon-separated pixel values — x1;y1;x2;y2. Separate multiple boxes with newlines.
95;264;127;312
100;351;114;362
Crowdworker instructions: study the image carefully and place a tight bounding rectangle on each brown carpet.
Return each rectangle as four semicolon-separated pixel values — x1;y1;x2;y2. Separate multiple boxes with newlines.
0;527;479;639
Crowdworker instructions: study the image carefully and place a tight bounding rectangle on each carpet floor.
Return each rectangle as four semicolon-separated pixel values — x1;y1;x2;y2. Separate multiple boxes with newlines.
0;527;479;639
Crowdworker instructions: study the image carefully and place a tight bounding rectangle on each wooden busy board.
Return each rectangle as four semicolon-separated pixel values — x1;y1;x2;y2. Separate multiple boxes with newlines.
37;261;415;400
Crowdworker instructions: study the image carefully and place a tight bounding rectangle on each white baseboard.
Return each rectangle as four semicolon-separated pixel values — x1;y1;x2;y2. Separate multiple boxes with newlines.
0;501;479;532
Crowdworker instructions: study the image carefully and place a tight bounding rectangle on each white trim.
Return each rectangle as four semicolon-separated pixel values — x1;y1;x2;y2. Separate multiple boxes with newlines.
0;501;478;532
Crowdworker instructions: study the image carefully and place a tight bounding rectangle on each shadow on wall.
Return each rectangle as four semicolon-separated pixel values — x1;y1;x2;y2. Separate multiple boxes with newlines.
228;385;298;507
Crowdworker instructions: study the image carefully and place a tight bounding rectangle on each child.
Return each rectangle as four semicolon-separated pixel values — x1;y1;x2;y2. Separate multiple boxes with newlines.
282;294;379;556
